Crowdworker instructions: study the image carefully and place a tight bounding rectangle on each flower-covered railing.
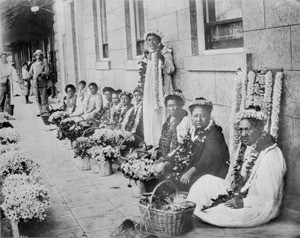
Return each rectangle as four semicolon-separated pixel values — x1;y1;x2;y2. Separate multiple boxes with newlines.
229;69;284;157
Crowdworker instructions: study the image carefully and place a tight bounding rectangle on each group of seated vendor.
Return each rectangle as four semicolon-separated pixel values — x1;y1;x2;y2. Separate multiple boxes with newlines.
60;83;286;228
60;81;144;139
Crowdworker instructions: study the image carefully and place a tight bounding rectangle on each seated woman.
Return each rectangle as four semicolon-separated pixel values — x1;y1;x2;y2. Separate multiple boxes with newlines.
110;89;122;127
82;82;103;120
121;87;144;140
115;91;133;128
187;106;286;227
158;97;229;189
99;87;115;125
73;80;87;116
157;90;187;157
61;84;77;114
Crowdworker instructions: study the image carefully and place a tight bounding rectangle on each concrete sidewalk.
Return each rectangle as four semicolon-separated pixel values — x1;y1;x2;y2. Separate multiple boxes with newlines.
6;96;300;238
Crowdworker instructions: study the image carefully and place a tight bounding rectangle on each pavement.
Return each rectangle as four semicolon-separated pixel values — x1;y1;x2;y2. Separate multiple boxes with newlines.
2;95;300;238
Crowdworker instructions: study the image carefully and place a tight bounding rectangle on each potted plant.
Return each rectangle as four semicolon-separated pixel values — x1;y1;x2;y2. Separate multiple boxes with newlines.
73;137;95;171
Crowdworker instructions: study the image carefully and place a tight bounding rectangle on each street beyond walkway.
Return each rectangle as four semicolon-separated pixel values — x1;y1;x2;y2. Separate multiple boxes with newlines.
7;96;300;238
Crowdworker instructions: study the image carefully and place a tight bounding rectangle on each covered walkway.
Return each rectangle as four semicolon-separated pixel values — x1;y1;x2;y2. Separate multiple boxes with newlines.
2;96;299;237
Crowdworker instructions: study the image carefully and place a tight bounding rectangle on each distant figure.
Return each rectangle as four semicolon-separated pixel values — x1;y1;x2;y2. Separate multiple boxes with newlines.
142;30;175;147
29;50;50;116
22;62;33;104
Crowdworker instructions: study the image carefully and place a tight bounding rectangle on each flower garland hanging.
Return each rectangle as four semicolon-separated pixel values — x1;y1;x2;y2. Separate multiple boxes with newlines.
229;70;245;157
263;70;273;132
245;71;255;108
240;70;248;111
153;51;164;110
270;72;283;139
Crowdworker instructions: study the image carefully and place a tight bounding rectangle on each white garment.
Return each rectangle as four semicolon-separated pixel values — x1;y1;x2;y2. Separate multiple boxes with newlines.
73;89;87;116
83;93;103;120
187;143;286;227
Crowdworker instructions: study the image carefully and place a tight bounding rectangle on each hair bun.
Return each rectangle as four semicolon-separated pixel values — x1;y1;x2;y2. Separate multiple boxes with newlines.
247;105;261;111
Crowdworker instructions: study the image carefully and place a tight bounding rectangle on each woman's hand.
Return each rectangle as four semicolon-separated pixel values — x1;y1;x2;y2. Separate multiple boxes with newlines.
190;126;199;142
224;198;244;209
180;171;192;185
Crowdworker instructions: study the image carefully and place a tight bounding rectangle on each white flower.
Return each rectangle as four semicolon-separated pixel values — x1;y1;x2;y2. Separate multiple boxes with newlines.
0;128;22;144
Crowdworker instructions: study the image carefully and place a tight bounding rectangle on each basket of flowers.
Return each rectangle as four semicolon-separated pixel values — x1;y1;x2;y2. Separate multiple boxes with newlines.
88;145;118;176
0;128;22;145
73;137;96;171
119;150;159;197
0;174;50;238
59;116;83;141
48;111;70;126
139;180;195;236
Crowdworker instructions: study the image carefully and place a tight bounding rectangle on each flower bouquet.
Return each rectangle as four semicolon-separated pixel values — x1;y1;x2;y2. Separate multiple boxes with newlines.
0;128;22;145
1;174;50;238
59;117;82;141
48;111;70;126
90;128;133;147
88;145;118;176
0;151;40;179
73;137;96;170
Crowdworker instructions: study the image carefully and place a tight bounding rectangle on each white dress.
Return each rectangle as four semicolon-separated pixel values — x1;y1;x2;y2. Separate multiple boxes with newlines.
143;46;175;146
82;93;103;120
187;143;286;227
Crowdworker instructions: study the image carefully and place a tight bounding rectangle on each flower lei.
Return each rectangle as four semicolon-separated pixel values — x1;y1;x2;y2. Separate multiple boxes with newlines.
153;50;164;110
158;109;187;156
165;120;216;183
201;132;275;211
270;72;283;140
122;102;143;133
64;94;77;113
245;71;255;108
263;71;273;131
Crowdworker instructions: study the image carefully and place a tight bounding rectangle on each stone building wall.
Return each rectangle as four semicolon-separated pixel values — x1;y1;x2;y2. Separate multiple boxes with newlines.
55;0;300;217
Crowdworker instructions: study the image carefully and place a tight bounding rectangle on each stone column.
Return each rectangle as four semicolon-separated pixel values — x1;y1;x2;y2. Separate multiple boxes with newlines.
0;11;3;53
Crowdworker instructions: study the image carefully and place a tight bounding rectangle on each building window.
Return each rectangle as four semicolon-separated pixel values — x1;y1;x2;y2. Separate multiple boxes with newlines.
133;0;145;56
203;0;243;50
100;0;109;58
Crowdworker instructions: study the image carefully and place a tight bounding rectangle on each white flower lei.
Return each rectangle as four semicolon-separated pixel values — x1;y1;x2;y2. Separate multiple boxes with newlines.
153;51;164;110
263;71;273;132
270;72;283;139
1;174;50;222
240;70;248;111
0;128;22;144
245;71;255;108
229;70;245;157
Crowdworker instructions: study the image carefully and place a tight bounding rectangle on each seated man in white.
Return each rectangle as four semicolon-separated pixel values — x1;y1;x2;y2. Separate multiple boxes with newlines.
82;82;102;120
187;106;286;227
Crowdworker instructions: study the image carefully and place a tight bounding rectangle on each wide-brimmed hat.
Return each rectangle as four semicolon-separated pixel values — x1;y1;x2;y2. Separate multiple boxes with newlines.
33;49;43;56
102;87;115;94
188;97;213;111
144;29;164;41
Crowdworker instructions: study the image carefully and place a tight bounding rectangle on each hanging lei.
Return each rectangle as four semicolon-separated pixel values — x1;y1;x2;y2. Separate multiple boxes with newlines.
158;109;188;156
164;120;216;183
201;131;275;211
153;50;164;110
65;95;77;113
118;104;133;127
123;102;142;133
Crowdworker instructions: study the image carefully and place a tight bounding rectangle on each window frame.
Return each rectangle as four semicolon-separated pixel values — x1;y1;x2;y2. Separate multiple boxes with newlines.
196;0;244;55
129;0;146;59
96;0;109;60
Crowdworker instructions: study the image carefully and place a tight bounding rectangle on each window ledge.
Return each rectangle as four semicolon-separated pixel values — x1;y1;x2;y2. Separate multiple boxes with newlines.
124;59;141;71
95;60;111;70
184;51;250;72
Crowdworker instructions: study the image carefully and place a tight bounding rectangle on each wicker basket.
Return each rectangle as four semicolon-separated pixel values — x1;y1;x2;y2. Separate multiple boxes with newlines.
139;180;195;236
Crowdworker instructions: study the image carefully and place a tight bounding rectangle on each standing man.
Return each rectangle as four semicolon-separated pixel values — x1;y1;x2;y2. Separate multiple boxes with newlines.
29;50;50;116
0;52;18;114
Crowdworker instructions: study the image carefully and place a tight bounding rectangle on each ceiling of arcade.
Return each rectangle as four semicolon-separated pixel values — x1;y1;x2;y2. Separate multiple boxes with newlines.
0;0;54;44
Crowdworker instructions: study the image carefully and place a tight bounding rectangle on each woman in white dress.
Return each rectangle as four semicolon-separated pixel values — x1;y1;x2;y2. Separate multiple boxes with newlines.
82;83;102;120
142;30;175;147
73;80;87;116
187;106;287;227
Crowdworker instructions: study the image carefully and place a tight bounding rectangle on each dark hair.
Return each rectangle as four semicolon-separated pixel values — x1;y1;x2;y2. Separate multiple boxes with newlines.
88;82;98;90
22;62;28;67
164;90;184;107
79;80;86;87
189;97;213;114
247;118;265;128
146;34;162;43
65;84;76;93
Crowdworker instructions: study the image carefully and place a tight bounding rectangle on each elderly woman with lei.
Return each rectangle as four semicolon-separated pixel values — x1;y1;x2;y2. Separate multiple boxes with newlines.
112;91;133;129
187;106;287;227
142;30;175;147
157;97;229;189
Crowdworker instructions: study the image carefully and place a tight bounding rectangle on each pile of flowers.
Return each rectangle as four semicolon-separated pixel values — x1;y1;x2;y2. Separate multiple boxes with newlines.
1;174;50;222
0;144;20;155
73;137;96;158
0;128;22;144
0;151;40;179
90;128;133;147
88;145;118;164
119;151;158;181
48;111;70;125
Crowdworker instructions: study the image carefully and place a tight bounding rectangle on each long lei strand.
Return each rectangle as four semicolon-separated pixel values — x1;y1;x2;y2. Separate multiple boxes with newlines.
270;72;283;140
263;70;273;133
202;132;275;211
153;51;164;110
245;71;255;108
